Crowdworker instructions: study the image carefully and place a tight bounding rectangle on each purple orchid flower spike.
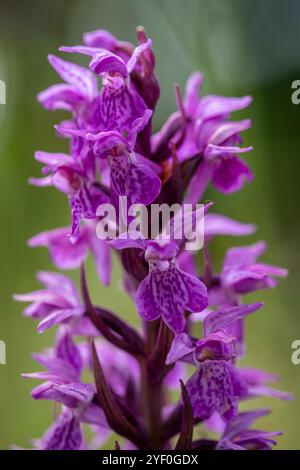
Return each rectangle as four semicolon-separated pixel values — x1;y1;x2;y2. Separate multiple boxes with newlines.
17;26;291;451
28;224;111;285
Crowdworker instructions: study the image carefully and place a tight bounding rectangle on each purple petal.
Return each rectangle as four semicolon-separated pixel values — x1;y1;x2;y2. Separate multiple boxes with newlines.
199;95;252;121
53;382;94;404
108;233;147;251
166;333;194;365
212;156;253;194
224;408;271;440
209;119;252;146
37;84;84;111
34;150;75;171
184;72;204;117
83;29;117;49
186;360;247;421
56;330;83;374
89;51;127;77
223;241;267;270
99;84;148;133
110;156;161;206
41;408;82;450
80;403;108;427
126;39;152;73
36;271;80;306
239;367;278;385
89;237;112;286
247;384;293;401
70;185;108;241
216;439;245;450
48;55;97;99
204;213;256;239
28;227;89;270
195;329;237;362
37;306;84;333
13;290;65;306
205;143;253;160
30;355;78;383
204;303;264;336
60;45;103;56
31;382;85;408
28;176;52;187
135;264;207;333
185;161;213;204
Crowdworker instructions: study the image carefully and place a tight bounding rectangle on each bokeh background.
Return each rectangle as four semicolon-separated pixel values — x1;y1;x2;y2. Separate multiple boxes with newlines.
0;0;300;449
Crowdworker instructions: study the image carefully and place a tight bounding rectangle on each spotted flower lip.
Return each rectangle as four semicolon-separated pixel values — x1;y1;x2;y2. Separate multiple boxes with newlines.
186;359;248;421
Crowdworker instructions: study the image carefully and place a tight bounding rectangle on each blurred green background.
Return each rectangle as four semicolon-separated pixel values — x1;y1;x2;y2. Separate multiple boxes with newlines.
0;0;300;449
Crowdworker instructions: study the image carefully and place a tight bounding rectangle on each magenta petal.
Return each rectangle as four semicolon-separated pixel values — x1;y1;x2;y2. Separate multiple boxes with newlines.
204;213;256;239
247;384;293;401
199;95;252;121
36;271;79;305
83;29;117;49
80;403;108;427
48;55;97;99
89;51;127;77
205;144;253;160
204;303;263;336
70;185;108;241
126;39;152;73
212;156;253;194
184;72;204;117
109;233;147;251
135;264;207;333
28;227;89;270
186;360;247;421
37;84;84;111
53;382;94;404
166;333;194;365
29;176;52;187
223;241;267;270
37;306;84;333
209;119;252;146
110;157;161;206
224;408;271;440
216;439;246;450
59;45;102;56
89;237;112;286
41;408;82;450
55;331;83;374
30;382;85;408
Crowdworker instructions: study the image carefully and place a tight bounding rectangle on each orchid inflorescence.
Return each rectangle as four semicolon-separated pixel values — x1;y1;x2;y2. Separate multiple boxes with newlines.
15;26;291;451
